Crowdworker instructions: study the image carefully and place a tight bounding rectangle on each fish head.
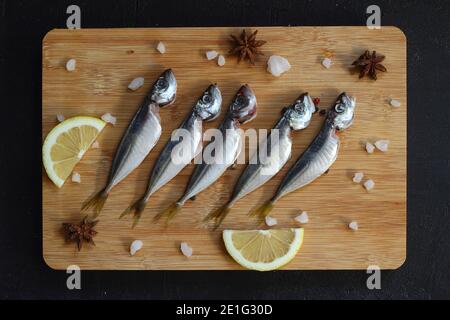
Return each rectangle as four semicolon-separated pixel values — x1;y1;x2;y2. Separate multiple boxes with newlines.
194;84;222;121
330;92;356;130
228;84;257;124
150;69;177;107
285;93;317;130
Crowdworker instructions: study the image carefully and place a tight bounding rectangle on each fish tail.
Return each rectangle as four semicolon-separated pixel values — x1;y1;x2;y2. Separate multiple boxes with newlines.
81;188;109;218
120;197;147;228
154;202;182;224
203;204;231;230
249;201;274;221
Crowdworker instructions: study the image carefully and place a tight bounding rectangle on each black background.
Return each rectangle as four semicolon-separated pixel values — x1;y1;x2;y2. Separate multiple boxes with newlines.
1;0;449;300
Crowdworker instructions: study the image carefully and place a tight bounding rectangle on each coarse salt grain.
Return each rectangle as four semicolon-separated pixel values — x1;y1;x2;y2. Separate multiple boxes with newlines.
217;55;226;66
156;41;166;54
71;172;81;183
374;140;389;152
180;242;193;257
364;179;375;191
365;142;375;154
389;99;401;108
267;55;291;77
265;216;278;227
91;140;99;149
128;77;144;91
101;113;117;125
349;221;359;231
206;50;219;60
56;114;65;122
353;172;364;183
130;240;143;256
322;57;333;69
295;211;309;224
65;59;76;71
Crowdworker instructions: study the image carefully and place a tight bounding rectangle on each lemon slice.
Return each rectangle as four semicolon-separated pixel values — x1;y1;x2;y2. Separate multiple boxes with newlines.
43;116;106;188
223;228;304;271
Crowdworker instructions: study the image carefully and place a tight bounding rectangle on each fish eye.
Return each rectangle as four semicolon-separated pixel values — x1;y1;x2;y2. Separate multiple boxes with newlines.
294;102;305;112
156;78;168;89
335;104;346;113
291;102;305;115
233;95;247;109
202;94;211;104
236;95;246;104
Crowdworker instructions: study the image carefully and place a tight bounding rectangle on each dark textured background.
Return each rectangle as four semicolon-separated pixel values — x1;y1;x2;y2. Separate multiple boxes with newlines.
0;0;449;299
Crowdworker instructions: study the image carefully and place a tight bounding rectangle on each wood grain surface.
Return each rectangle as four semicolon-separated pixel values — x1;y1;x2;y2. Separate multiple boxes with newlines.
42;27;406;270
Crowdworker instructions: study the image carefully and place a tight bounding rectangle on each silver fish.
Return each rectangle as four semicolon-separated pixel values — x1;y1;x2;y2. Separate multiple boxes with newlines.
205;93;317;228
251;92;356;219
120;84;222;227
82;69;177;217
156;84;257;223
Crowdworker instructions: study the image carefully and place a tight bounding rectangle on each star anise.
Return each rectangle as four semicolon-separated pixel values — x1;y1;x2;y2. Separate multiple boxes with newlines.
229;29;266;64
352;50;387;80
62;215;98;251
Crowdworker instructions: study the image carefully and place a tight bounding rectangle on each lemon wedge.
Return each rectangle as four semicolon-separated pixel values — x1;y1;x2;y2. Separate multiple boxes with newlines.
43;116;106;188
223;228;304;271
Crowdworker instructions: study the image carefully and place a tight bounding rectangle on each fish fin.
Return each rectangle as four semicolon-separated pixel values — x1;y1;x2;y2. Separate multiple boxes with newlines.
81;188;108;218
249;201;274;221
154;202;181;224
120;198;147;228
203;204;231;230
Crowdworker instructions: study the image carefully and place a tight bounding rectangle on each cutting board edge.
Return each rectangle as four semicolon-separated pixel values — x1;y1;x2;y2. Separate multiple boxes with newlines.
42;25;407;43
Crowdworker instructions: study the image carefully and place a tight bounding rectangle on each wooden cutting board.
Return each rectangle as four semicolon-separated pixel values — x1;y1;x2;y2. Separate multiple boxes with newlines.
42;27;406;270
